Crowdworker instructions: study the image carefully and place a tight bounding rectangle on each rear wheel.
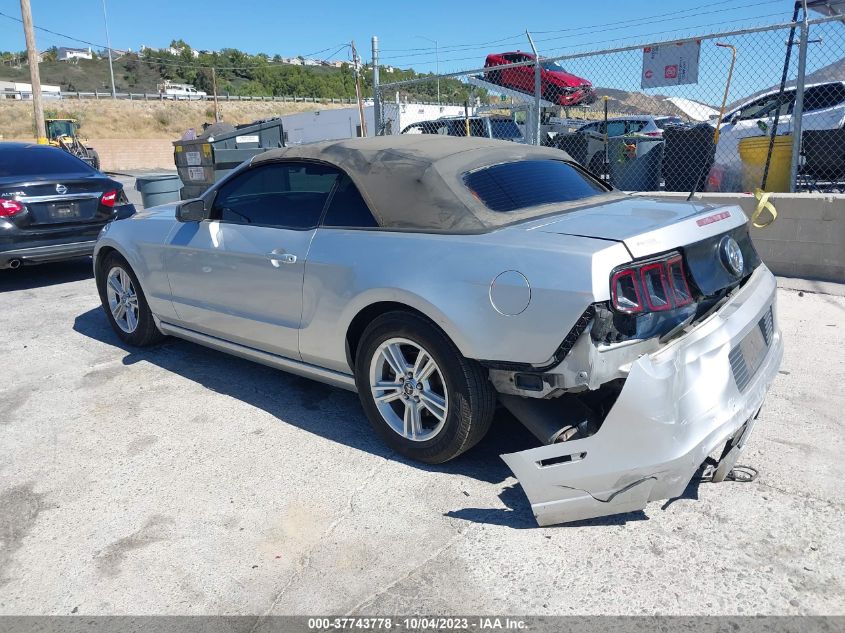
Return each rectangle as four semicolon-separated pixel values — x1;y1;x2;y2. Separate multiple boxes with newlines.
88;149;100;171
354;312;495;464
96;252;164;346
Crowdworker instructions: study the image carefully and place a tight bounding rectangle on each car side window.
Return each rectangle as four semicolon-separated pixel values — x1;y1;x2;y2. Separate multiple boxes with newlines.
738;90;795;121
802;84;845;113
321;175;379;228
212;162;339;229
606;121;626;137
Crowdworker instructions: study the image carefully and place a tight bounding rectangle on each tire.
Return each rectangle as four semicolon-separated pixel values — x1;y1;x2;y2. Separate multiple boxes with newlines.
354;311;496;464
96;252;165;347
88;149;100;171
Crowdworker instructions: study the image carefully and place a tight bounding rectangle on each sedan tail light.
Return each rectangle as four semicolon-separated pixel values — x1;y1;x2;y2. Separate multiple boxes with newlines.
100;190;118;208
610;253;694;314
0;199;24;217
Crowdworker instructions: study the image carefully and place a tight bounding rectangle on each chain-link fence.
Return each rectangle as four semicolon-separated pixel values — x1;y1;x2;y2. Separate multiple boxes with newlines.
375;15;845;194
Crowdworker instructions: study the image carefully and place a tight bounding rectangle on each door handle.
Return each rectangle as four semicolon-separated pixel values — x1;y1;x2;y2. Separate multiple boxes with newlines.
267;252;297;264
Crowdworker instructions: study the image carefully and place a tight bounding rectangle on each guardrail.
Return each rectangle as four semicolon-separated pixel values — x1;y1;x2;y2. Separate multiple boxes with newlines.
0;91;448;106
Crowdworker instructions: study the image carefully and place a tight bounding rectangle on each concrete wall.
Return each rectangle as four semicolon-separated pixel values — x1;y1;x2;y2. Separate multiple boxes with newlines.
8;138;174;171
638;192;845;283
92;139;174;171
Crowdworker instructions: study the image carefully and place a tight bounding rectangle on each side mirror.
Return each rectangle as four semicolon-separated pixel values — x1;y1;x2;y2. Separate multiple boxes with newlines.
176;199;207;222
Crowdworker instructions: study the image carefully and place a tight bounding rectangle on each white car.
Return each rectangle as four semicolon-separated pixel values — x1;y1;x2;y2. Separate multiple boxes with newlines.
711;81;845;190
161;84;207;101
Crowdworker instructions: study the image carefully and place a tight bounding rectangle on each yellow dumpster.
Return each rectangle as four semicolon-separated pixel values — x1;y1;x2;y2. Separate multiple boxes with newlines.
738;135;793;192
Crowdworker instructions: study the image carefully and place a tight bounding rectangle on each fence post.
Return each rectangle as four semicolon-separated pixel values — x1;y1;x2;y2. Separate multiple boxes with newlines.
789;9;810;192
372;35;381;136
526;31;541;146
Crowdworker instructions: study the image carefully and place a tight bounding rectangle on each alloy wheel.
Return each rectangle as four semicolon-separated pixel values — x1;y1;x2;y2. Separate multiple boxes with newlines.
369;337;449;442
105;266;140;333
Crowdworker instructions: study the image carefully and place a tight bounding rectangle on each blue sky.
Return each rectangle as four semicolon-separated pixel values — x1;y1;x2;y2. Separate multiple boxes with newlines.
3;0;839;105
4;0;803;71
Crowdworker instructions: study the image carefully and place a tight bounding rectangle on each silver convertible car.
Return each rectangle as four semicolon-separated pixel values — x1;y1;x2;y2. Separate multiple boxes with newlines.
94;136;782;525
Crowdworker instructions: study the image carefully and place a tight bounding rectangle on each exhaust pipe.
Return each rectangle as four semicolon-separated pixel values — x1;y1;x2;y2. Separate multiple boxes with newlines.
499;393;597;445
7;258;22;269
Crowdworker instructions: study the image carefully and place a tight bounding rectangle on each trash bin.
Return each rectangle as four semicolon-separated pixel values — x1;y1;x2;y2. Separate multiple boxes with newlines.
662;124;715;192
608;137;664;191
738;135;792;192
553;132;590;167
173;118;285;199
135;173;182;209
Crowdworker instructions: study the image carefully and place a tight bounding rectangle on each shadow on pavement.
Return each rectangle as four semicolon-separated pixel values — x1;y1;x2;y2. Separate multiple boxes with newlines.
0;258;93;292
72;307;539;501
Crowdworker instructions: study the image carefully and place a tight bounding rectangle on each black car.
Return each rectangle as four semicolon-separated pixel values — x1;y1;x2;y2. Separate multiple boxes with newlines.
0;142;135;270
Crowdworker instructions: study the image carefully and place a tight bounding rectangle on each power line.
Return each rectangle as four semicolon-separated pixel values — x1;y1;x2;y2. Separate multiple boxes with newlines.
379;0;746;55
384;10;791;68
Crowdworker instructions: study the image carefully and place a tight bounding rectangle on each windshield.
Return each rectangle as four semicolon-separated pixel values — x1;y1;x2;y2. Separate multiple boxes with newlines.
540;60;568;73
464;159;607;212
490;119;522;140
46;120;76;138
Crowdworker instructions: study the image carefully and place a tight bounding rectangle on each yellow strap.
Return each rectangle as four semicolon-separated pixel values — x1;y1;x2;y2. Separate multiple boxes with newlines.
752;189;778;229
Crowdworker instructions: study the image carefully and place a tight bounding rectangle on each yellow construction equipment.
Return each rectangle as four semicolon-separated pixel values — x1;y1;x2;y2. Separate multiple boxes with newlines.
45;119;100;170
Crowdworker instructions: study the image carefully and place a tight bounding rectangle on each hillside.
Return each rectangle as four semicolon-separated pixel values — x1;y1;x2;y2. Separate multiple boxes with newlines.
0;50;474;104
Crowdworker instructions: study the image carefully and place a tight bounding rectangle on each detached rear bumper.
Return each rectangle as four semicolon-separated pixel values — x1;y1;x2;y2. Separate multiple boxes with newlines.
502;265;783;526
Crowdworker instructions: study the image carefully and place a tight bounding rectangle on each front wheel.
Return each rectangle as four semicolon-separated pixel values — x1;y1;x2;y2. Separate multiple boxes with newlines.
354;312;495;464
96;252;165;346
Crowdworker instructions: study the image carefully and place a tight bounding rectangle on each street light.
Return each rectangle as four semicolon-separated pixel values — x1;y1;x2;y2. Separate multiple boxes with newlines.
101;0;116;98
414;35;439;104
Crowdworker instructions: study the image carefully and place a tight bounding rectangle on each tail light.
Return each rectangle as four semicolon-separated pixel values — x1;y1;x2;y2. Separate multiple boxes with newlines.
100;190;118;208
644;131;662;137
0;199;24;217
610;252;694;314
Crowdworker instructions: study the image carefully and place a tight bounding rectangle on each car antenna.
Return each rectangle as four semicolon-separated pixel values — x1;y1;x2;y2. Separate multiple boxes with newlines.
688;42;736;201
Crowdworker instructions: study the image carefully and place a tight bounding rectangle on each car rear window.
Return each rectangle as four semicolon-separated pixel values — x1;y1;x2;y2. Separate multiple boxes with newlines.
655;117;684;129
0;147;95;178
464;159;607;212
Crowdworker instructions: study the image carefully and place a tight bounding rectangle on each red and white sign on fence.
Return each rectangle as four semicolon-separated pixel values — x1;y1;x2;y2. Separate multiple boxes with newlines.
641;41;701;89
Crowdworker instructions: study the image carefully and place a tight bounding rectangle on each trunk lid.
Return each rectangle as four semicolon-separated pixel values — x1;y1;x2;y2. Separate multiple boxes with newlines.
0;176;118;229
528;196;747;257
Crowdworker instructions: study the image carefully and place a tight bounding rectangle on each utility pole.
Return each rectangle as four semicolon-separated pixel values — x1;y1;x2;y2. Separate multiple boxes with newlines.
351;41;367;137
211;67;220;122
372;36;381;135
19;0;46;143
101;0;116;98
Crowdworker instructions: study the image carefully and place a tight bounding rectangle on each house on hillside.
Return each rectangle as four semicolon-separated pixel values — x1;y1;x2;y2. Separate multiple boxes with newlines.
58;47;92;61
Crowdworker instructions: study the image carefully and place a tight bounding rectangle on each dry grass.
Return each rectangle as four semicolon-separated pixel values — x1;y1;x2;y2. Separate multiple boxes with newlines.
0;99;349;140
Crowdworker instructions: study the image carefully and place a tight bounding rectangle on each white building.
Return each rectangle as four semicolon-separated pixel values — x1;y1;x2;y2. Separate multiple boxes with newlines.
0;80;61;99
280;101;472;145
57;47;92;61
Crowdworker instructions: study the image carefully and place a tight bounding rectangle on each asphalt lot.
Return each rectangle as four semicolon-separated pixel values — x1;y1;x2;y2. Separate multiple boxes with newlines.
0;184;843;615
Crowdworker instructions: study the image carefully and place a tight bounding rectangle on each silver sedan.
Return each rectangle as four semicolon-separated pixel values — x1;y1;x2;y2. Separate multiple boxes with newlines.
93;136;782;525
